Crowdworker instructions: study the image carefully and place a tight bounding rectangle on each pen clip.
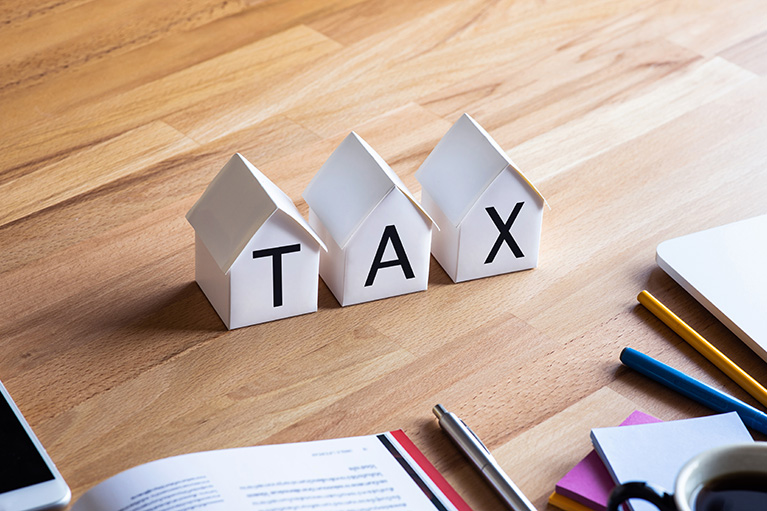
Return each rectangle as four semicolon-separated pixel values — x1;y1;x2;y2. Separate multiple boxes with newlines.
461;419;491;455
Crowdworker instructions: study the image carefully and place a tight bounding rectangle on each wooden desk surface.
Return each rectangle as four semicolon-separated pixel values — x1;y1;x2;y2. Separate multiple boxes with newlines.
2;0;766;508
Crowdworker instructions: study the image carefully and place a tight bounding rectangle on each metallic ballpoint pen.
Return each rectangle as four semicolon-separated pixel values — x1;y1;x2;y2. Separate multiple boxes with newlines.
433;404;537;511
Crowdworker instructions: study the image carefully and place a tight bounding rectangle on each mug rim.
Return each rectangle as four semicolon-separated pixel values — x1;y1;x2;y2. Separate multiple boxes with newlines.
675;442;767;510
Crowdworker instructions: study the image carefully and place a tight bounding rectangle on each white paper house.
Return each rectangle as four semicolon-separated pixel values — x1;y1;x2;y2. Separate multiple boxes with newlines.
416;114;547;283
303;133;435;307
186;153;326;329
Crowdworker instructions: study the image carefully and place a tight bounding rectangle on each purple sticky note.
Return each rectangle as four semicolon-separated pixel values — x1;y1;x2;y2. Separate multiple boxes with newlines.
555;411;661;511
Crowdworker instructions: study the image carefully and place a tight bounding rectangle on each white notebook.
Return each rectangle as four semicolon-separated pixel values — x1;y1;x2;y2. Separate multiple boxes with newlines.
656;214;767;362
71;430;471;511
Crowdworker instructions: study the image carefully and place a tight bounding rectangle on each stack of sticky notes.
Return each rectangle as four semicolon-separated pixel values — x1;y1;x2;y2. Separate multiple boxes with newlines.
548;411;753;511
548;411;660;511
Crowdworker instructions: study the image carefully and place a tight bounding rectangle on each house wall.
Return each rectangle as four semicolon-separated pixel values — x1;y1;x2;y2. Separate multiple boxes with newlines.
421;189;460;282
195;232;232;328
229;210;321;328
309;208;345;304
456;167;543;282
342;189;432;306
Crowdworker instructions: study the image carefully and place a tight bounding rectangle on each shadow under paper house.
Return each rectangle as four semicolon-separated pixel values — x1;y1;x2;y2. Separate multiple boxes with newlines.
130;281;226;333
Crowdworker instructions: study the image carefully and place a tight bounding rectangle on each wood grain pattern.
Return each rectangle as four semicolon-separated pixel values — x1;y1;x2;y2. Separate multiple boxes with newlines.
2;1;766;509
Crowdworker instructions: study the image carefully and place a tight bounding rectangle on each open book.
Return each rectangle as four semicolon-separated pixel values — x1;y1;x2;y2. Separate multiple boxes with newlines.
72;430;472;511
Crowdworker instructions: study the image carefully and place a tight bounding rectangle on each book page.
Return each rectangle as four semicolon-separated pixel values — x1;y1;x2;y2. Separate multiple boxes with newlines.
72;432;456;511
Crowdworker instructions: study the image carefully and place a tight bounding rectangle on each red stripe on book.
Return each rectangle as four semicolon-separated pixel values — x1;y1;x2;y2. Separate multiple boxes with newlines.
389;429;474;511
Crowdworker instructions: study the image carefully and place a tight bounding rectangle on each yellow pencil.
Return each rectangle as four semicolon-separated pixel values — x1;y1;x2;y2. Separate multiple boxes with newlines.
638;290;767;409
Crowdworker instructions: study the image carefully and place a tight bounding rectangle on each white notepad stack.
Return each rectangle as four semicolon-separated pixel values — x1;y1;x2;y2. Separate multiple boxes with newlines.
590;412;753;511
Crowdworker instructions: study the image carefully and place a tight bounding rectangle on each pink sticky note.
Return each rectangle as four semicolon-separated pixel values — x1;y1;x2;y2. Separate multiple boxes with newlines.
555;411;661;511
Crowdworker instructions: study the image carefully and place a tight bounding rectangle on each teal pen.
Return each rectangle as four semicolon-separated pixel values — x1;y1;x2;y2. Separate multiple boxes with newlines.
620;347;767;435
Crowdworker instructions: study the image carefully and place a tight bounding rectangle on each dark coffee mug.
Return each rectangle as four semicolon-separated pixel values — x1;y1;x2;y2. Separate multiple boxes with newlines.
606;443;767;511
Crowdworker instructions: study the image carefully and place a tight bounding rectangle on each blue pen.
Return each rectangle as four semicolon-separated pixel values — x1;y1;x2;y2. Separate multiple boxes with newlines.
620;347;767;435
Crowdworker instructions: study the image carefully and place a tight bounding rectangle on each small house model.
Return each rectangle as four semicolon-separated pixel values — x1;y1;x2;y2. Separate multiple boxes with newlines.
186;153;326;329
303;133;434;306
416;114;547;283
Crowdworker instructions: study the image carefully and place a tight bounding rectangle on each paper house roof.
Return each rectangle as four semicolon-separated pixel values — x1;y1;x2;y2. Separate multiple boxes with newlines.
415;113;547;227
303;132;433;249
186;153;326;274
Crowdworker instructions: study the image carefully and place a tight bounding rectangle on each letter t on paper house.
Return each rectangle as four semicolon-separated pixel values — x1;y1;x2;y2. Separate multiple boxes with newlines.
303;133;436;307
186;154;327;329
416;114;548;283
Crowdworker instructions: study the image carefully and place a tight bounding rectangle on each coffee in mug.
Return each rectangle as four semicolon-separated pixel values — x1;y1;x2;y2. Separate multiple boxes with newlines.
692;471;767;510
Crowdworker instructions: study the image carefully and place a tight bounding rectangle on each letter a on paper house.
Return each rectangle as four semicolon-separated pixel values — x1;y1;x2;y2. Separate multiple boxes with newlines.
303;133;435;306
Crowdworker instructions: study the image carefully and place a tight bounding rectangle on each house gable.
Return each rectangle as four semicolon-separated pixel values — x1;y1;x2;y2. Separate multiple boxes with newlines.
456;166;543;281
416;113;546;228
228;209;322;327
186;153;275;274
342;188;432;305
303;132;431;249
187;153;325;275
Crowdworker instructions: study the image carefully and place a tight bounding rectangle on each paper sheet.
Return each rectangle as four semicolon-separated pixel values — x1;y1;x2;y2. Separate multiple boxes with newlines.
72;432;460;511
